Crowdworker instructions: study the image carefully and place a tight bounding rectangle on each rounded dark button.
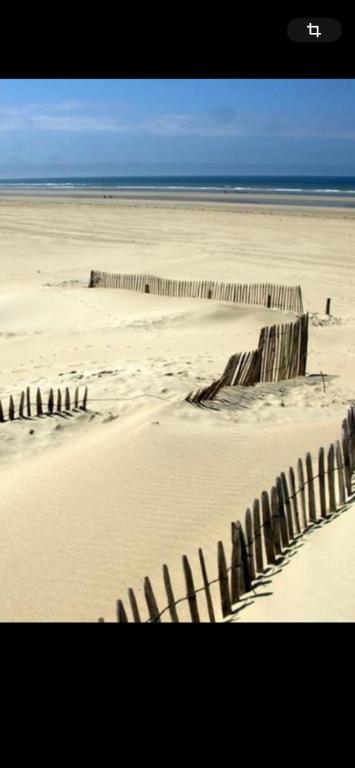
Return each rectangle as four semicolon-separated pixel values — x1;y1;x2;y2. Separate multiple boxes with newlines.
287;18;342;43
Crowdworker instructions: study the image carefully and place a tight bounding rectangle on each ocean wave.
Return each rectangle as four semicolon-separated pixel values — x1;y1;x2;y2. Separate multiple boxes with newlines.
314;188;355;194
0;182;76;188
1;180;355;195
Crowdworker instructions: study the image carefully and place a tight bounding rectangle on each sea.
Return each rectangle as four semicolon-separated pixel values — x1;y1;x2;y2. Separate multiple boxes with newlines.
1;176;355;205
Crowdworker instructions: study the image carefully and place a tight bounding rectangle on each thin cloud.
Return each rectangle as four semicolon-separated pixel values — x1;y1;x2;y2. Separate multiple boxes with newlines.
0;102;354;139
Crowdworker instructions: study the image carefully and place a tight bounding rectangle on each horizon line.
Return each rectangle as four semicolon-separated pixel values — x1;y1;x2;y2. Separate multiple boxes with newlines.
1;172;355;180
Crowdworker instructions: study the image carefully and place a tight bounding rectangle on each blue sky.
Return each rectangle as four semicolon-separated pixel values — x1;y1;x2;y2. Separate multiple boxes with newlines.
0;79;355;176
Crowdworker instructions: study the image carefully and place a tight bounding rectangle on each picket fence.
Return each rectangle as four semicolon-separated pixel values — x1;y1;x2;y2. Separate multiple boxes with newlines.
186;314;309;404
89;270;304;313
0;385;88;422
108;403;355;623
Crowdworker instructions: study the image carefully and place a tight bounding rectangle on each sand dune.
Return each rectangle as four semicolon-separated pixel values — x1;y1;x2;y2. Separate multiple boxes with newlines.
0;195;354;621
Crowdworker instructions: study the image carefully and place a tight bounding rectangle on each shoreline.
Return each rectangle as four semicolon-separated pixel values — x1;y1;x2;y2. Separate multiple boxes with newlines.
1;187;355;210
1;192;355;223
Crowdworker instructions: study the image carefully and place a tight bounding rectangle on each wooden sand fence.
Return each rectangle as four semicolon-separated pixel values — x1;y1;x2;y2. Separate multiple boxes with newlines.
88;270;304;313
108;403;355;623
0;385;88;423
186;313;309;405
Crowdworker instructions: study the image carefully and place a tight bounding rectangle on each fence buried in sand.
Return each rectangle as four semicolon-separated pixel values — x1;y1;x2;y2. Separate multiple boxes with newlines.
89;270;304;313
0;385;88;422
187;313;309;405
109;404;355;624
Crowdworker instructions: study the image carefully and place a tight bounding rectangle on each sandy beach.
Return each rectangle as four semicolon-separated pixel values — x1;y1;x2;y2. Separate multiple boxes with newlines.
1;193;355;622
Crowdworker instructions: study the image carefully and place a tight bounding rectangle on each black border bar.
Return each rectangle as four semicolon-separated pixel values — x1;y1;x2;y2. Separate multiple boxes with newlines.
0;11;353;78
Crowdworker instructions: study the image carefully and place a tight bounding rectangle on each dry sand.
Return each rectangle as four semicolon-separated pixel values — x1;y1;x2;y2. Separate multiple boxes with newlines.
0;194;354;622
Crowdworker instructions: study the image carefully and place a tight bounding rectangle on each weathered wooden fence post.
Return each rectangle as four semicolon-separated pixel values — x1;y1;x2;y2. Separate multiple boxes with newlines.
270;486;282;554
335;441;346;506
128;588;142;623
327;443;337;513
36;388;43;417
47;389;54;415
245;508;256;579
117;599;129;623
162;564;179;623
280;472;295;540
218;541;232;618
305;452;317;522
349;406;355;463
318;447;327;518
289;466;301;534
26;387;31;417
144;577;161;623
198;548;216;622
230;524;241;604
261;491;276;564
182;555;200;623
9;395;15;421
297;458;307;529
252;498;264;573
237;521;252;592
341;419;353;496
275;477;290;548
